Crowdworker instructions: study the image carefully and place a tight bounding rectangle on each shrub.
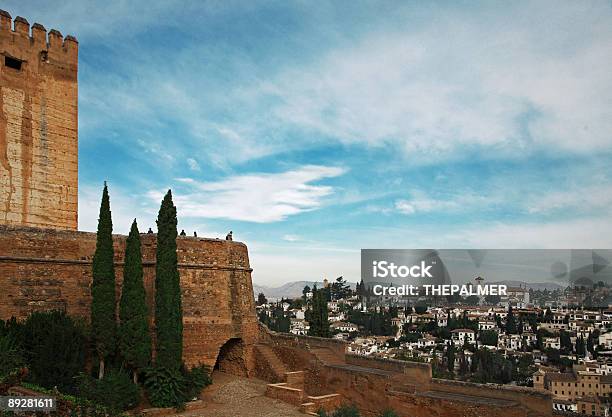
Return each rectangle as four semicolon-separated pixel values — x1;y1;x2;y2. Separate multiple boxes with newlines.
77;369;141;411
143;366;187;408
0;334;25;377
378;410;399;417
21;382;126;417
144;364;212;408
20;311;87;393
182;364;212;400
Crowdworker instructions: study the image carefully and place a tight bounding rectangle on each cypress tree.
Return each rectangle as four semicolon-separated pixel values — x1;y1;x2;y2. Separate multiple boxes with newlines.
506;305;517;334
119;219;152;383
310;286;330;338
155;190;183;371
307;285;321;336
446;342;456;373
91;182;117;379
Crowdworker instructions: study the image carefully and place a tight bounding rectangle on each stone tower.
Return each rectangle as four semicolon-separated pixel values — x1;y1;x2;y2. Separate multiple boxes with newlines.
0;10;78;230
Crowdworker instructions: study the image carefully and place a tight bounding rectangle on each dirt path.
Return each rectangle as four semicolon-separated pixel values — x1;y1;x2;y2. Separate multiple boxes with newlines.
173;371;309;417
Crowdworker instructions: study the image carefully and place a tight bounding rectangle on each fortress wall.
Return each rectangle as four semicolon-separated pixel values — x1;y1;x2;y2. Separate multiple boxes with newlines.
312;363;551;417
0;225;259;368
0;11;79;230
345;354;432;385
259;326;551;417
261;327;347;357
430;378;553;416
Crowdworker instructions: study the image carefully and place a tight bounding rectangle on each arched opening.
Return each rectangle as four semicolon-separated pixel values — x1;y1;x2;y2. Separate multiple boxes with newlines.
214;337;248;376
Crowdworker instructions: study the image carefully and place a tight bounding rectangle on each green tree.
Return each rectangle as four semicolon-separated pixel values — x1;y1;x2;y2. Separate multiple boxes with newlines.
331;276;351;300
91;183;117;379
155;190;183;371
316;286;331;337
458;350;469;377
275;315;290;333
559;330;572;352
308;286;330;338
446;342;456;372
356;279;366;297
485;294;501;305
587;332;597;356
576;335;586;356
302;285;311;302
506;305;517;334
471;348;513;384
119;219;152;383
544;307;553;322
465;295;480;305
479;330;498;346
21;311;87;393
414;305;428;314
257;292;268;306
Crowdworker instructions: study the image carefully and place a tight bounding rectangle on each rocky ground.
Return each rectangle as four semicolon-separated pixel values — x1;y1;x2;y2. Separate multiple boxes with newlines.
172;371;308;417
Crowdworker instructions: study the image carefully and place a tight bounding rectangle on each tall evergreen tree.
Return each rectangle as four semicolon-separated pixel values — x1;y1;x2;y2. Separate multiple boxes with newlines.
587;332;596;356
446;342;456;373
330;276;351;300
318;287;331;338
559;330;572;352
307;285;321;336
576;335;586;356
308;286;330;338
506;305;517;334
119;219;152;383
155;190;183;371
302;285;311;302
91;182;117;379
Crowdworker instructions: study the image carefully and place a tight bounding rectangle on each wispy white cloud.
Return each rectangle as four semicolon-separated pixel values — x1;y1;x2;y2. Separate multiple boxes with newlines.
259;1;612;160
3;0;238;40
526;184;612;215
186;158;200;172
149;165;347;223
392;190;496;215
39;0;612;174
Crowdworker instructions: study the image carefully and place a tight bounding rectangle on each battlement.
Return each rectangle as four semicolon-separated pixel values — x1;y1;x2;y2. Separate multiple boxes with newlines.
0;10;78;70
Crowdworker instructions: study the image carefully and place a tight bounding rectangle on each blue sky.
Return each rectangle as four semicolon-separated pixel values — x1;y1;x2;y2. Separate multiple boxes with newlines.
5;1;612;286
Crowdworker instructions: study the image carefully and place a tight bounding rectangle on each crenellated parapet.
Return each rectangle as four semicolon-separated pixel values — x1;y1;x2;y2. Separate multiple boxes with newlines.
0;10;77;75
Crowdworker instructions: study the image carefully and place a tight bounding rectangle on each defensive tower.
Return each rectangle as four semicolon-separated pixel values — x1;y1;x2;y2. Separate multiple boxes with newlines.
0;10;78;229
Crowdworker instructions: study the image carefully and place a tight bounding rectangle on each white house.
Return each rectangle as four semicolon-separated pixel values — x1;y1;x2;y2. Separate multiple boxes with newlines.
418;335;437;348
498;333;523;351
599;331;612;350
543;336;561;350
451;329;476;345
290;318;309;335
331;321;359;333
478;320;497;331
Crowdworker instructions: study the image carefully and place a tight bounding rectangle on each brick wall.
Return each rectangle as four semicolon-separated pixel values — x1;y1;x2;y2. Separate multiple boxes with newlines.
0;225;259;368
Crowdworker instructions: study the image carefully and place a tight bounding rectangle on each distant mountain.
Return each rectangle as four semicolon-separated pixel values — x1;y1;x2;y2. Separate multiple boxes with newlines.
253;279;563;299
490;280;565;291
253;280;356;300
